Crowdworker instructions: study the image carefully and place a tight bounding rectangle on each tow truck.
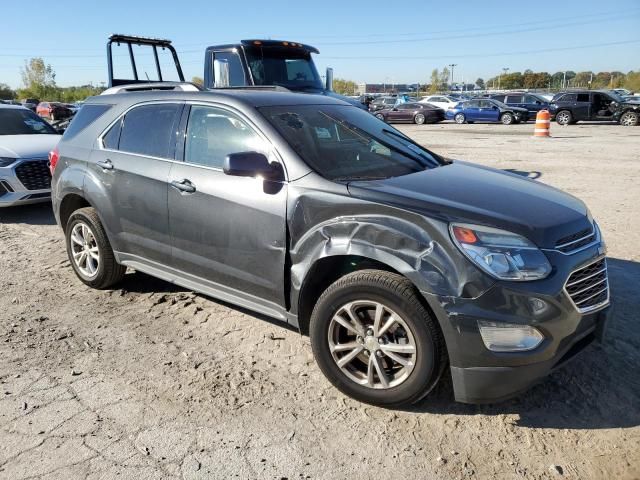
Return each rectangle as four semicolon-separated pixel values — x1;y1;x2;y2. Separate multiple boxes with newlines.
104;34;365;109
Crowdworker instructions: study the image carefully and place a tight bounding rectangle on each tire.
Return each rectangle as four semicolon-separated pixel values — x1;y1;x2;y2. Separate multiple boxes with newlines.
309;269;447;407
501;112;514;125
620;111;639;126
414;113;425;125
454;113;466;124
65;207;126;289
556;110;572;126
375;113;385;121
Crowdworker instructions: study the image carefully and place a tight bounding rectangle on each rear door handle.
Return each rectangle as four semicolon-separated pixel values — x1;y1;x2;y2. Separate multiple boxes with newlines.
96;159;114;170
170;179;196;193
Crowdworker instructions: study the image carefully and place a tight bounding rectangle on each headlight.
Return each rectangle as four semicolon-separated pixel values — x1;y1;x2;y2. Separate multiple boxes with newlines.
450;223;551;281
478;321;544;352
0;157;17;167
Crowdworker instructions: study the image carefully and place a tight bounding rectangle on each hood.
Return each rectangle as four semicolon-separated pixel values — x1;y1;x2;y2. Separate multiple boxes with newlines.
347;161;591;248
0;134;61;159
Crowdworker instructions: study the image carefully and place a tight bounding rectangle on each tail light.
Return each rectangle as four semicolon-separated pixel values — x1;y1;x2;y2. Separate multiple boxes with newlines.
49;146;59;175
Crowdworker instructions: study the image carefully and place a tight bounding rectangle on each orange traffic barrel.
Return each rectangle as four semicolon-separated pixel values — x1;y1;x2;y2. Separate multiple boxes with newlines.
534;110;551;137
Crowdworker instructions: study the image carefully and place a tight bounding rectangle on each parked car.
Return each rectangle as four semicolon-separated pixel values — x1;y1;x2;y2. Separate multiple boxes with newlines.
52;90;609;407
21;98;40;112
419;95;460;111
36;102;74;122
490;92;549;117
446;98;529;124
549;90;640;126
373;102;444;124
368;96;397;112
0;104;60;207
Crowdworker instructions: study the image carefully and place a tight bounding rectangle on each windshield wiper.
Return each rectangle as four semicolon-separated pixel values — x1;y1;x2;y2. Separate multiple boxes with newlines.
382;129;444;166
332;175;389;182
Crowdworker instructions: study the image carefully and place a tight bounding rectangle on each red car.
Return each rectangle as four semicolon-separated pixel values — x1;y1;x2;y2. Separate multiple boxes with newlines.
36;102;73;122
373;102;445;124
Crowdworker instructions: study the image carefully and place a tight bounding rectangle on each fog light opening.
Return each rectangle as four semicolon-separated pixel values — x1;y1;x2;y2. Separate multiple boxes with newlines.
478;321;544;352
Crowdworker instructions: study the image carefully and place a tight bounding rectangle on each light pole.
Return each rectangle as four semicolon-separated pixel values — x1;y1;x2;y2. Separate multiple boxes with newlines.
448;64;457;92
499;67;509;90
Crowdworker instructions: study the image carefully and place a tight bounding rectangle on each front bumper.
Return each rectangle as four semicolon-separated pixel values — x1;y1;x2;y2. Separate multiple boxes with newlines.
0;159;51;207
424;246;610;403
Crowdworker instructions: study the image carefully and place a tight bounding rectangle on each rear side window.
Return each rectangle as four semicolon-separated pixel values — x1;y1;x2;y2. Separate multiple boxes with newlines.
102;118;122;150
64;104;111;140
558;93;577;102
576;93;590;102
118;104;181;159
506;95;523;103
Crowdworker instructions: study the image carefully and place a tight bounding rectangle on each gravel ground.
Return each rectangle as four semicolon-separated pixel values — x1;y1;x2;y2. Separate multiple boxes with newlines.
0;122;639;480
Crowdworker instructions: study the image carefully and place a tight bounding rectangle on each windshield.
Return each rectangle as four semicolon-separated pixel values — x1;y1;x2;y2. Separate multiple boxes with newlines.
0;108;57;136
244;46;323;91
259;104;443;181
607;91;624;102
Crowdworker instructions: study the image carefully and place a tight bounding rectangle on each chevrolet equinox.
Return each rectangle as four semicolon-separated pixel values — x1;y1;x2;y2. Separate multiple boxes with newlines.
51;90;610;407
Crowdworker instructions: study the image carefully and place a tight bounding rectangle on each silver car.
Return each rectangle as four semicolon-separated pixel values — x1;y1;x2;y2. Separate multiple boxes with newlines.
0;105;60;207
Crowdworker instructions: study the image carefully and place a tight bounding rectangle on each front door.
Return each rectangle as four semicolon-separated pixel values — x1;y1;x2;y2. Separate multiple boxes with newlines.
478;100;500;122
90;102;182;264
168;104;288;308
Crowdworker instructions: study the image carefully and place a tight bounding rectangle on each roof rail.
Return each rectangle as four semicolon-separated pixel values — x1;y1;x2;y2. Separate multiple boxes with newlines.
101;82;202;95
212;85;292;93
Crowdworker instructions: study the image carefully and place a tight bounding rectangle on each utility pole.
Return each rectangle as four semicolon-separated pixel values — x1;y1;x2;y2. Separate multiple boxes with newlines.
449;63;457;92
500;67;509;90
562;71;567;89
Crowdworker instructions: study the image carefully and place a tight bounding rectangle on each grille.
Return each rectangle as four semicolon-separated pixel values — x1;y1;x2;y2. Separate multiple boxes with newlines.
15;160;51;191
555;226;596;253
565;258;609;313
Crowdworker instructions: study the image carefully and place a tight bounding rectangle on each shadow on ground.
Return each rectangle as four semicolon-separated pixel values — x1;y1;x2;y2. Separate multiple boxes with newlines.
0;202;56;225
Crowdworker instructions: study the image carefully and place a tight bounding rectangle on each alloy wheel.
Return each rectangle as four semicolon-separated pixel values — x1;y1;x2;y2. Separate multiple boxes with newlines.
557;112;571;125
620;112;638;126
327;300;417;389
70;222;100;278
454;113;465;124
414;114;425;125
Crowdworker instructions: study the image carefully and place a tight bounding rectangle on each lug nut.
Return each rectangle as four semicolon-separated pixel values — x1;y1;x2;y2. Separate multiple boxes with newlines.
376;350;383;357
356;336;363;344
378;337;386;344
366;329;374;337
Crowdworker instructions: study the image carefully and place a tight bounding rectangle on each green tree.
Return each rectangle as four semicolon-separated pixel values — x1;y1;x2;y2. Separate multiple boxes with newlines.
332;78;357;95
0;83;15;100
623;71;640;91
20;58;58;100
429;69;439;93
475;78;485;90
439;67;450;90
191;76;204;86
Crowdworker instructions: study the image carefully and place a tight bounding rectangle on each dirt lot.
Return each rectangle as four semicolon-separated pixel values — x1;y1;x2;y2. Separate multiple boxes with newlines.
1;122;639;480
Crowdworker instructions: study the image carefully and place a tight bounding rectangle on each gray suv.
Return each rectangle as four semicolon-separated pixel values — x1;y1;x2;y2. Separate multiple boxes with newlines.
51;90;610;406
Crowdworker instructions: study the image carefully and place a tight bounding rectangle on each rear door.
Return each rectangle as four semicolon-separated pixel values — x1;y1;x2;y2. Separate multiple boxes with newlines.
464;100;481;120
574;93;591;120
167;103;288;308
91;102;182;264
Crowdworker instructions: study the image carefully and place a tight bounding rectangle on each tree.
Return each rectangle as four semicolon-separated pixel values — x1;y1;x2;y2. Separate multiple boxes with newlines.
624;71;640;91
475;78;485;90
429;69;439;93
332;78;357;95
20;58;57;99
0;83;15;100
439;67;450;90
191;76;204;86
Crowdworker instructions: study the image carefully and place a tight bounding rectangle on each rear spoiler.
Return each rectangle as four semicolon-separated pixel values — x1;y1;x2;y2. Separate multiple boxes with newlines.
107;34;185;87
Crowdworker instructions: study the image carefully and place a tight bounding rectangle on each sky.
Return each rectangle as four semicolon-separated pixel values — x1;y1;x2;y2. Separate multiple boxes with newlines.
1;0;639;89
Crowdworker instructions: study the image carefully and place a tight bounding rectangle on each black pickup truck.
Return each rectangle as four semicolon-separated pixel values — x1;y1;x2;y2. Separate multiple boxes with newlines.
106;34;365;109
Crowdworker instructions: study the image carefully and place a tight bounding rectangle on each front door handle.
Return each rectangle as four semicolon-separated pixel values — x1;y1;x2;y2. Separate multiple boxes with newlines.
96;159;113;170
170;179;196;193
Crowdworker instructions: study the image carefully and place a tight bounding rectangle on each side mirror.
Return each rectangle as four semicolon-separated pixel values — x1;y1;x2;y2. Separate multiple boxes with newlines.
213;59;230;88
325;67;333;92
223;152;281;180
492;106;498;110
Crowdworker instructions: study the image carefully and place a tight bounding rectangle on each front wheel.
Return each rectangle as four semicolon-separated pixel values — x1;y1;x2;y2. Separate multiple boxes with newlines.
310;270;447;407
414;113;425;125
454;113;466;124
375;113;385;121
501;112;514;125
556;110;572;125
620;111;639;126
66;207;126;289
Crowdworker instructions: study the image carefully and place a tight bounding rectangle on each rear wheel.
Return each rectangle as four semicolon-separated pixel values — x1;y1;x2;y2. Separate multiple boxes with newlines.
501;112;514;125
310;270;447;407
620;111;639;126
414;113;425;125
66;207;125;289
454;113;466;124
556;110;572;125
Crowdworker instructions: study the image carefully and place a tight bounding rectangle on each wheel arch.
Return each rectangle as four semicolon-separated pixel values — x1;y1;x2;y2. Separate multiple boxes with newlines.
59;193;92;232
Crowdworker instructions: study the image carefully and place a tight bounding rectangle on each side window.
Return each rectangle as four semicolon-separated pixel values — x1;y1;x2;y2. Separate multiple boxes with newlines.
559;93;577;102
213;51;246;87
525;95;540;104
102;118;122;150
184;105;266;169
478;100;492;108
65;104;111;140
506;95;522;103
576;93;590;103
118;104;180;159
